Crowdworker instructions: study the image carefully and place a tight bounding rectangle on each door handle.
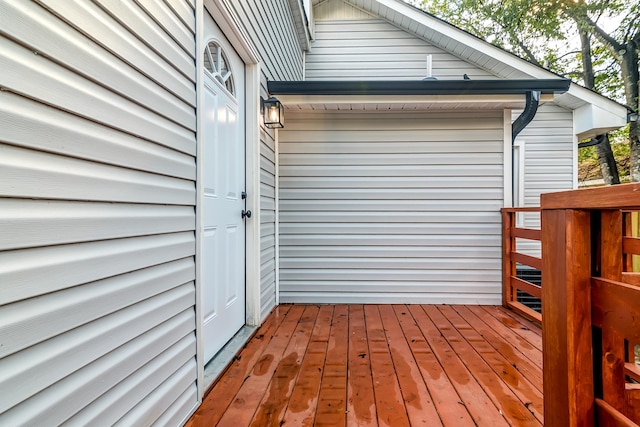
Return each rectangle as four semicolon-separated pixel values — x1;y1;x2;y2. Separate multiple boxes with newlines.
242;209;252;219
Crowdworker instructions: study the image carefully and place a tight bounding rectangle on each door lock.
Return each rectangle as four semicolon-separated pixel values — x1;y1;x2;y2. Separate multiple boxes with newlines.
242;209;252;219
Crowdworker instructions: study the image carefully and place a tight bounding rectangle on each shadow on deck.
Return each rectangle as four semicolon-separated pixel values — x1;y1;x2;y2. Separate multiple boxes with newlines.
186;304;542;426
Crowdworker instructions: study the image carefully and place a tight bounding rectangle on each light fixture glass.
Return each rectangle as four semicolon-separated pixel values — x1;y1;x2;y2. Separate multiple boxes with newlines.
262;97;284;129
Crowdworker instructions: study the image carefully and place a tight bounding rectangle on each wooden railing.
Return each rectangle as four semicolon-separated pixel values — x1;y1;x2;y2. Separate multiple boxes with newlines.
501;207;542;324
540;183;640;427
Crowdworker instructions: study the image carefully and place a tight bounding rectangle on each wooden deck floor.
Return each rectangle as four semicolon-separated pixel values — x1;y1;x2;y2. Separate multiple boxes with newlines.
186;304;543;427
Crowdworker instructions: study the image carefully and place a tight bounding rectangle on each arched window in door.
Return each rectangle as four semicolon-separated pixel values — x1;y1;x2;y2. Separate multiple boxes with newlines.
203;41;234;95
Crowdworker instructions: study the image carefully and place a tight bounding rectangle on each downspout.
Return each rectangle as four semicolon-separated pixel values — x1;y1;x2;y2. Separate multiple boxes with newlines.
512;90;540;143
511;90;541;204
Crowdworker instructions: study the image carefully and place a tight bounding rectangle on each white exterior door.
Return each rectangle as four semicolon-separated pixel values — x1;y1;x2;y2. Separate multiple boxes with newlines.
202;11;246;363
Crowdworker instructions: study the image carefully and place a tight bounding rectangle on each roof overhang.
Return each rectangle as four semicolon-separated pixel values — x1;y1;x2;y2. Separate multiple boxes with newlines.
309;0;627;133
268;79;567;110
574;102;628;140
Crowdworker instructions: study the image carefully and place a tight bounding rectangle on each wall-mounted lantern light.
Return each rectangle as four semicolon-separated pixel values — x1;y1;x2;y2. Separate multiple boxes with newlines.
628;111;639;123
262;96;284;129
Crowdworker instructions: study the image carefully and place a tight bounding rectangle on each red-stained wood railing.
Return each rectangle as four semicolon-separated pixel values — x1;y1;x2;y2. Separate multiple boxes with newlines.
540;183;640;427
501;207;542;324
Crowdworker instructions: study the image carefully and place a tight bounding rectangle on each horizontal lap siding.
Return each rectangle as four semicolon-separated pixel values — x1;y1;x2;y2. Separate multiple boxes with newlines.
228;0;304;81
306;19;497;81
513;104;575;257
279;110;504;303
0;1;197;425
260;111;278;320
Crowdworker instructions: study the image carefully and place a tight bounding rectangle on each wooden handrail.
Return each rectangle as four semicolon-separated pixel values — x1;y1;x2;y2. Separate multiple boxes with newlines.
541;183;640;210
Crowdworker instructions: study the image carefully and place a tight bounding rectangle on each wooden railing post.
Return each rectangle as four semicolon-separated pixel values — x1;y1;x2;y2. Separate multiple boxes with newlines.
502;210;514;307
542;208;594;427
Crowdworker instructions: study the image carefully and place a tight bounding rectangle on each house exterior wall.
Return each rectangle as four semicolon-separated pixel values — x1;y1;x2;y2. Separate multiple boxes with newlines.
513;104;575;257
313;0;375;20
260;121;278;320
227;0;304;81
0;1;198;425
305;1;577;263
306;16;498;80
517;104;576;206
224;0;305;320
278;109;505;303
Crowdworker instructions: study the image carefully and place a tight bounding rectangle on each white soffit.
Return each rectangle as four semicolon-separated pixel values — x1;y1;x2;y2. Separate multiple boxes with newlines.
279;93;556;110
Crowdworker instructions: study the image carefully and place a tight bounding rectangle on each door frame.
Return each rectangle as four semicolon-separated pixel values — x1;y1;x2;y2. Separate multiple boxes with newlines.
196;0;262;400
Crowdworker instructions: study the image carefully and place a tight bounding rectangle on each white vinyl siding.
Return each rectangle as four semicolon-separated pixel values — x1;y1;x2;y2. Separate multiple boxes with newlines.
341;0;532;80
260;80;278;319
278;110;504;303
306;19;498;81
313;0;375;20
516;104;576;205
513;104;575;257
0;1;197;425
227;0;304;81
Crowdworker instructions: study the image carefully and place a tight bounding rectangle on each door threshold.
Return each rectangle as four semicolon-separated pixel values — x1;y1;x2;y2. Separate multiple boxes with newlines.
203;325;257;392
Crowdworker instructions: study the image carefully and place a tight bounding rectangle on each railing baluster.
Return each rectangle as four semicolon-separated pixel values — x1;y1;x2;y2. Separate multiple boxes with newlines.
502;209;514;307
600;211;627;414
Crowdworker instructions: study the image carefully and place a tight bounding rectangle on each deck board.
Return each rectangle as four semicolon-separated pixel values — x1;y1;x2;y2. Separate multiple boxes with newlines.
186;305;543;427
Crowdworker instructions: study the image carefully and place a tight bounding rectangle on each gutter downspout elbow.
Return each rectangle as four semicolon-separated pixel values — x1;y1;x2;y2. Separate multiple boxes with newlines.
510;90;541;206
512;90;541;143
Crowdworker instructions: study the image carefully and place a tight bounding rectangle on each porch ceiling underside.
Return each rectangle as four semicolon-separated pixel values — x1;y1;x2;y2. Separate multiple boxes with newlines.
278;95;525;111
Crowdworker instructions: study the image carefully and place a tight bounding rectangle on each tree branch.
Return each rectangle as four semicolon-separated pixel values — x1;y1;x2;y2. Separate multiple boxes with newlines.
556;50;581;60
574;13;623;56
515;38;542;66
623;11;640;44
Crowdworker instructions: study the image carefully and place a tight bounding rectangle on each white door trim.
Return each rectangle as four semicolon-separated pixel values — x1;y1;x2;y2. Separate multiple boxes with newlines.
196;0;261;401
